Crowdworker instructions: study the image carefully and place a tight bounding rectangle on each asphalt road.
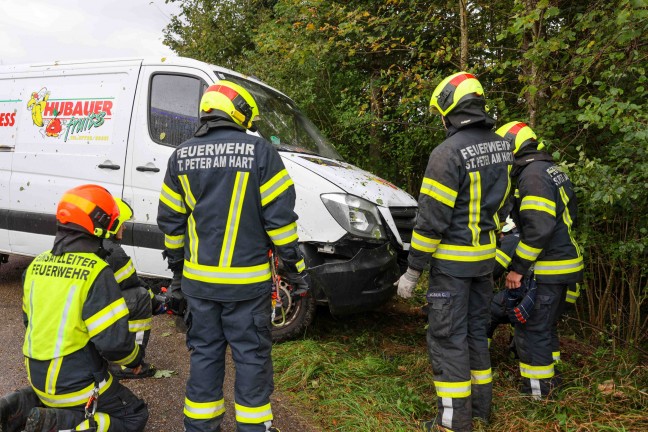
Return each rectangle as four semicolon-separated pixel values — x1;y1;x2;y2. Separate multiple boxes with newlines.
0;255;320;432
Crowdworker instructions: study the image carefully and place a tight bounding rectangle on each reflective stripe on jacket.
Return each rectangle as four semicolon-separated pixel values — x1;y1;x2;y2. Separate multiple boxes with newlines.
157;122;305;301
23;249;140;404
409;126;513;276
510;152;583;284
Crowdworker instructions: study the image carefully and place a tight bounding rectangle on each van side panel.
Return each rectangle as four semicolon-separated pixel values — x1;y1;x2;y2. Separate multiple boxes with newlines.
0;78;18;253
8;64;139;255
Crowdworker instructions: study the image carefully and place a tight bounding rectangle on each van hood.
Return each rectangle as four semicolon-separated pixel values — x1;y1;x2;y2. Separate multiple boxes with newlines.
282;153;417;208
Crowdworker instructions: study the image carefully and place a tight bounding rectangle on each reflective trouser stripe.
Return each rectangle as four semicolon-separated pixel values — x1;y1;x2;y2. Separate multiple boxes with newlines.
471;368;492;385
33;377;112;408
442;397;454;430
520;362;554;379
129;318;152;333
60;413;111;431
235;402;273;424
434;380;471;398
521;362;554;399
184;397;226;420
552;351;561;363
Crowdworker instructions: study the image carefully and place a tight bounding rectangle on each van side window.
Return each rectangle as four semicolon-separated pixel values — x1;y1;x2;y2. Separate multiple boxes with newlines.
149;74;203;147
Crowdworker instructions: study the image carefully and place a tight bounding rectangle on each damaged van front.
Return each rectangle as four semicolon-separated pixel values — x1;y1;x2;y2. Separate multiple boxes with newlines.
220;72;418;339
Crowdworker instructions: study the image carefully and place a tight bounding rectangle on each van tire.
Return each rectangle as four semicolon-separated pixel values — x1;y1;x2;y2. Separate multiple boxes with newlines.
270;277;317;343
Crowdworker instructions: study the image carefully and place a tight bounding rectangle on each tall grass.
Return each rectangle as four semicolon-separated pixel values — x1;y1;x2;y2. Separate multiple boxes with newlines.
272;302;648;431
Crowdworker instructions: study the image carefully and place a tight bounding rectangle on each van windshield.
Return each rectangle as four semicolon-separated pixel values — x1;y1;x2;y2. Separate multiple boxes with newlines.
218;73;342;161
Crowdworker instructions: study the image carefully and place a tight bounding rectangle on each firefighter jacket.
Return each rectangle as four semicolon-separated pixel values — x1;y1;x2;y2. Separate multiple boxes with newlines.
409;109;513;277
103;238;154;336
22;229;141;408
494;232;520;279
157;120;306;302
509;149;584;284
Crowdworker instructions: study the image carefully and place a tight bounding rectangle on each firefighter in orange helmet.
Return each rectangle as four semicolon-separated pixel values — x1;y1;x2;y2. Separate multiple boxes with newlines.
0;184;148;432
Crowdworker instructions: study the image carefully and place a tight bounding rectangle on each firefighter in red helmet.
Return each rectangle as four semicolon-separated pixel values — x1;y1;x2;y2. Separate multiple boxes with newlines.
496;121;583;399
396;72;513;432
158;81;309;432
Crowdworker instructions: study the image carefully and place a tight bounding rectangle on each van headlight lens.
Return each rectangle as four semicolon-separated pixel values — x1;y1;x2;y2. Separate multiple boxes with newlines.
321;193;385;240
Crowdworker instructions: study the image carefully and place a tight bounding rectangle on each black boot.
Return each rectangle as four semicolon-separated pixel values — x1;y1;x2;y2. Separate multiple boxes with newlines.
22;407;57;432
0;387;40;432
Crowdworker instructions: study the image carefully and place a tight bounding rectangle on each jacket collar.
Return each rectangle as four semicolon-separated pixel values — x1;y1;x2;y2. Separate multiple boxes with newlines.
194;119;246;137
511;149;554;178
444;98;495;137
51;228;103;256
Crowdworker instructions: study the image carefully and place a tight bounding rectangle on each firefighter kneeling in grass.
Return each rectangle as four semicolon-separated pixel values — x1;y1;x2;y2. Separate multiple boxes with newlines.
157;81;309;432
0;184;148;432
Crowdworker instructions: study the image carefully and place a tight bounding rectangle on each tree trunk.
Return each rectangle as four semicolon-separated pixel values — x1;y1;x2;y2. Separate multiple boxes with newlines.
522;0;544;127
459;0;469;70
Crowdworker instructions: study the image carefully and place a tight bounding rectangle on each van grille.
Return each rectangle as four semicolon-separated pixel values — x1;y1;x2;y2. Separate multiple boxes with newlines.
389;206;417;245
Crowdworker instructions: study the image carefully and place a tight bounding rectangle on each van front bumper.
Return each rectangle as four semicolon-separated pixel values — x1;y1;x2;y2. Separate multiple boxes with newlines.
304;242;399;315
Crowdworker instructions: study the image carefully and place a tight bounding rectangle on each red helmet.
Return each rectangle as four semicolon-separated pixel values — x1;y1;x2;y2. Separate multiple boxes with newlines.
56;184;120;238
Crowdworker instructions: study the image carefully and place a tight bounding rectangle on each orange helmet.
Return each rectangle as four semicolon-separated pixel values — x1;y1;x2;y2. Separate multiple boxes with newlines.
56;184;120;238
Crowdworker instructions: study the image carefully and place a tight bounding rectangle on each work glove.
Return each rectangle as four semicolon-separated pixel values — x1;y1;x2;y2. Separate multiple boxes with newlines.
286;271;311;296
164;271;186;316
507;276;537;324
394;267;421;299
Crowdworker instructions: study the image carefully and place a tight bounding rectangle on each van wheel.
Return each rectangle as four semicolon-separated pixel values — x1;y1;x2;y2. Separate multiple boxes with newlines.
270;276;316;343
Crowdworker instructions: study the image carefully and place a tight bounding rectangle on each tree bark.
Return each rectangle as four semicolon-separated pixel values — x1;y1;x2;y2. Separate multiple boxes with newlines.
459;0;469;70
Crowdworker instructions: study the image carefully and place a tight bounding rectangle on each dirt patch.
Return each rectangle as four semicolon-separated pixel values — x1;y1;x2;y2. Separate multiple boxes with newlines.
0;255;320;432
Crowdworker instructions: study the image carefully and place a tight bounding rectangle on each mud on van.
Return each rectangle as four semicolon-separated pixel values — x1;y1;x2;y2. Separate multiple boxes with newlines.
0;57;418;341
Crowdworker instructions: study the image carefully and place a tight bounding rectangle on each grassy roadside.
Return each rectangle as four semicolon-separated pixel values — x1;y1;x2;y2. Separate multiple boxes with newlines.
272;297;648;431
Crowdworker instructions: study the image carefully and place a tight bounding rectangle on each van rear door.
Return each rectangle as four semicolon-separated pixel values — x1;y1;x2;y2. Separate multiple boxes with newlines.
8;61;140;254
123;63;210;276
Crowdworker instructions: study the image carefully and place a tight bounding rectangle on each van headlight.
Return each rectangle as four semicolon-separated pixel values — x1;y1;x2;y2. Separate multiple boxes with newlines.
321;193;385;241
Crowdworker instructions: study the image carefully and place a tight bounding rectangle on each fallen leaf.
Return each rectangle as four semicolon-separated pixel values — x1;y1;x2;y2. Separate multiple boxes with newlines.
161;332;172;337
154;369;177;379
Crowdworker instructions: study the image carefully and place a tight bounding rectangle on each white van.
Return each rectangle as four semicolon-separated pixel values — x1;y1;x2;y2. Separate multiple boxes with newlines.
0;57;417;339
